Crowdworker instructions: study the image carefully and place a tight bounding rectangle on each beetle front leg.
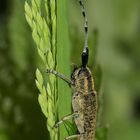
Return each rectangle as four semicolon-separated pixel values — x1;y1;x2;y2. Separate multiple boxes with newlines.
46;69;73;85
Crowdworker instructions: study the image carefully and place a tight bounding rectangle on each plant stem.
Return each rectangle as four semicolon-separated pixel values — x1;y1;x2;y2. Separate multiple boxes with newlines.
57;0;72;139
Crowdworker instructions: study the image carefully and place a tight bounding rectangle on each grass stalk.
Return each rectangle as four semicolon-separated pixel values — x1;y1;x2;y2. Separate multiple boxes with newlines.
25;0;72;139
57;0;72;139
25;0;58;139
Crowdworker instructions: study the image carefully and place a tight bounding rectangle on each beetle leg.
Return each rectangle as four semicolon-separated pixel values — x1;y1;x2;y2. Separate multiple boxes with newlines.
54;112;78;128
64;134;81;140
46;69;73;85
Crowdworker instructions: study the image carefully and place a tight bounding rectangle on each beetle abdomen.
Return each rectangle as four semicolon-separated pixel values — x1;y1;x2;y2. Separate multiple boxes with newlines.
83;92;97;139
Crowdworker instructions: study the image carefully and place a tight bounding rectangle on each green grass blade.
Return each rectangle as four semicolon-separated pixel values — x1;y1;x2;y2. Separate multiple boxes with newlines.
57;0;72;139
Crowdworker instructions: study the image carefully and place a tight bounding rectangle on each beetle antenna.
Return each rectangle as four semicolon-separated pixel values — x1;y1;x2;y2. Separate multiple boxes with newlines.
78;0;89;67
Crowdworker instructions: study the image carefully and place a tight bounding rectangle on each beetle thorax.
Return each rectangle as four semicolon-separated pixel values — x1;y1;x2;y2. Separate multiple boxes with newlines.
71;67;94;95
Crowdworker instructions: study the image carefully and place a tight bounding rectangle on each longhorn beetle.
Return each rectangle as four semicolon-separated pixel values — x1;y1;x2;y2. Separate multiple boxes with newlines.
46;0;97;139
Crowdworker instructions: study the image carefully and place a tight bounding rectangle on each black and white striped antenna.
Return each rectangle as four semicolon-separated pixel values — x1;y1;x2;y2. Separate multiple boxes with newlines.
78;0;89;68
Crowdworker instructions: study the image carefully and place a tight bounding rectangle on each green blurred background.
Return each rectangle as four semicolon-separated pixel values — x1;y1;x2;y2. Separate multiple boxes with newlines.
0;0;140;140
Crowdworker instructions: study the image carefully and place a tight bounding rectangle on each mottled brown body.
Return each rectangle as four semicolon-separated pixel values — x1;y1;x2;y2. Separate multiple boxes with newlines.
71;67;97;140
